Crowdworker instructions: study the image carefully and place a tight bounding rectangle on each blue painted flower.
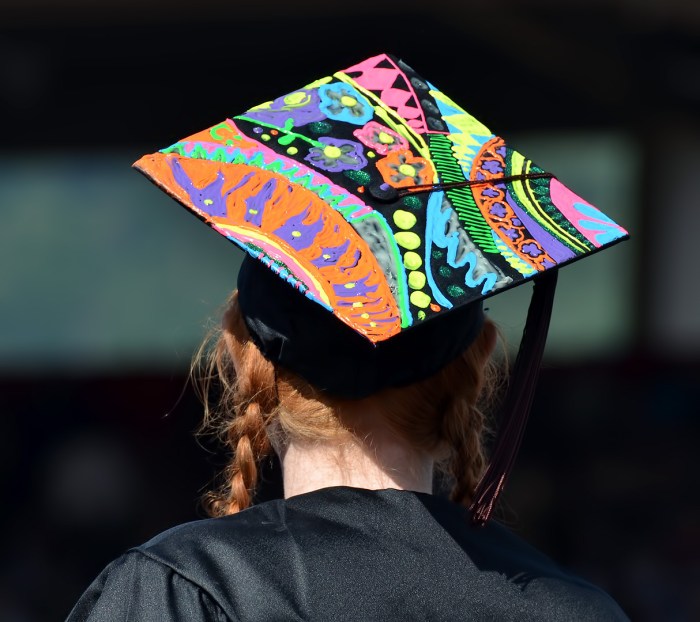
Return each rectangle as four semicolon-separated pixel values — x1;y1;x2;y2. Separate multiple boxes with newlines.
304;137;367;173
318;83;374;125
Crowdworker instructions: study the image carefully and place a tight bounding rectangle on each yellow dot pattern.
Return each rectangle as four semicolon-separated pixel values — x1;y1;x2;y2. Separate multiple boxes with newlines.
403;251;422;270
410;291;431;309
408;271;426;290
393;210;417;230
395;231;421;250
391;204;431;318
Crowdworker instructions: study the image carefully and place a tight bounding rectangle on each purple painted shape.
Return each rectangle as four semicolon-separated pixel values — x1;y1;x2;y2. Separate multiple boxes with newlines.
489;202;508;218
274;207;325;251
244;177;278;227
232;171;257;193
495;145;507;157
341;249;361;272
244;89;325;127
169;158;250;218
481;187;500;198
332;274;378;298
482;160;503;175
310;238;350;268
502;227;519;241
505;191;575;264
521;242;543;258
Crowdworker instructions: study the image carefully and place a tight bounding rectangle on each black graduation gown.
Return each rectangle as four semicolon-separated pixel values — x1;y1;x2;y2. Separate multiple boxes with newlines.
66;487;628;621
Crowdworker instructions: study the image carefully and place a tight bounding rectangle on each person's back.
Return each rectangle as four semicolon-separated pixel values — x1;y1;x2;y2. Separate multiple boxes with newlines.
69;488;626;621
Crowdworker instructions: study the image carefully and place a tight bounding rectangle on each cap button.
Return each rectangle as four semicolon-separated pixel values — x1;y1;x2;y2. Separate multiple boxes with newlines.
367;182;399;203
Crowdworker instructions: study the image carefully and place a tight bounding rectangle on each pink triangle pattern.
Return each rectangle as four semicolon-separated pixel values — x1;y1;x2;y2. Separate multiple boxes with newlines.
343;54;428;133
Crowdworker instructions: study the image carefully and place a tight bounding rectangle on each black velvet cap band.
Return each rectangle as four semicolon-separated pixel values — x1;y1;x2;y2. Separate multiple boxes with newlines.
237;256;484;399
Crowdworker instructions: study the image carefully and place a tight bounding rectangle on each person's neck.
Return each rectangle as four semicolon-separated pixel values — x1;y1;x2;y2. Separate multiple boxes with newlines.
281;430;434;498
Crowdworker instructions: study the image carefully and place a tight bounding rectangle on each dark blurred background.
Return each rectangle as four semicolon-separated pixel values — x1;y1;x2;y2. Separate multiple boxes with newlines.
1;0;699;620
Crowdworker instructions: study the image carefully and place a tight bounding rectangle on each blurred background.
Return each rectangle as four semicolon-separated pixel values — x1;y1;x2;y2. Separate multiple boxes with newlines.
1;0;699;619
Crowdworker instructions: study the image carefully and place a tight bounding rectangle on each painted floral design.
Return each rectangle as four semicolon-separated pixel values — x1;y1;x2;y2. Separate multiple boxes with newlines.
318;83;374;125
304;137;368;173
352;121;408;155
376;149;435;188
244;89;325;126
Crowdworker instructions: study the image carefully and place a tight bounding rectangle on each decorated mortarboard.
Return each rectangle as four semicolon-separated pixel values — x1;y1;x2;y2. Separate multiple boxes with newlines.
134;53;628;523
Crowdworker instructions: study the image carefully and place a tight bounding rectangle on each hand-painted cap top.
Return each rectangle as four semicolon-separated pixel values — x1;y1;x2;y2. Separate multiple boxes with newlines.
133;53;628;344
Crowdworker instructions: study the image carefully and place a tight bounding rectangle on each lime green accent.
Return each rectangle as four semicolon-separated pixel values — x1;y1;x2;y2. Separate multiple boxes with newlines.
340;95;358;107
352;301;363;308
286;146;298;155
417;310;426;321
302;76;333;89
410;291;431;308
395;231;421;250
398;164;416;177
203;199;213;206
291;231;301;238
249;209;258;215
429;89;491;135
344;282;356;289
262;134;271;141
284;92;309;106
235;115;323;148
247;100;273;112
324;145;342;159
393;210;417;230
367;151;376;158
408;271;426;290
403;251;422;270
378;131;394;144
361;312;370;319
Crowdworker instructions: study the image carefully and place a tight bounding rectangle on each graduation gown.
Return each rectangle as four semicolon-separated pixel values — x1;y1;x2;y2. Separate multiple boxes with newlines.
66;487;628;621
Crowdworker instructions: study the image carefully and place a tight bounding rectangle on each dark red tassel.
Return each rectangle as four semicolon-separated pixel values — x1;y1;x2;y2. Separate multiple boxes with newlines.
469;270;558;526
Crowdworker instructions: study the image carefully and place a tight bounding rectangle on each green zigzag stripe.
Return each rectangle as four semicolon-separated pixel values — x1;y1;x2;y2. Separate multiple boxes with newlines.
161;141;360;217
429;134;498;253
505;157;593;254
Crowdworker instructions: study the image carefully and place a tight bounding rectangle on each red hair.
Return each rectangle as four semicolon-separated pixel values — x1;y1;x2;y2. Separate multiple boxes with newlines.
195;292;500;517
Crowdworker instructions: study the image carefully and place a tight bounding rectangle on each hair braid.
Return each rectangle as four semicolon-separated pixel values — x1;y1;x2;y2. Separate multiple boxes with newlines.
439;319;498;506
442;397;487;506
199;294;279;517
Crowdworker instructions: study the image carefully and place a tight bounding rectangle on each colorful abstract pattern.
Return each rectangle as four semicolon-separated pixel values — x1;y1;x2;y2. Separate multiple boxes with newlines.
134;53;628;343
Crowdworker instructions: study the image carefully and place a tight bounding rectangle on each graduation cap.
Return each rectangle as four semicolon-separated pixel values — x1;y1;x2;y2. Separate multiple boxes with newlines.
134;53;628;524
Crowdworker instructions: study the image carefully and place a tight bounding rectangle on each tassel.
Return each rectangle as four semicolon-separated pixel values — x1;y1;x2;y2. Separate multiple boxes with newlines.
469;270;558;526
